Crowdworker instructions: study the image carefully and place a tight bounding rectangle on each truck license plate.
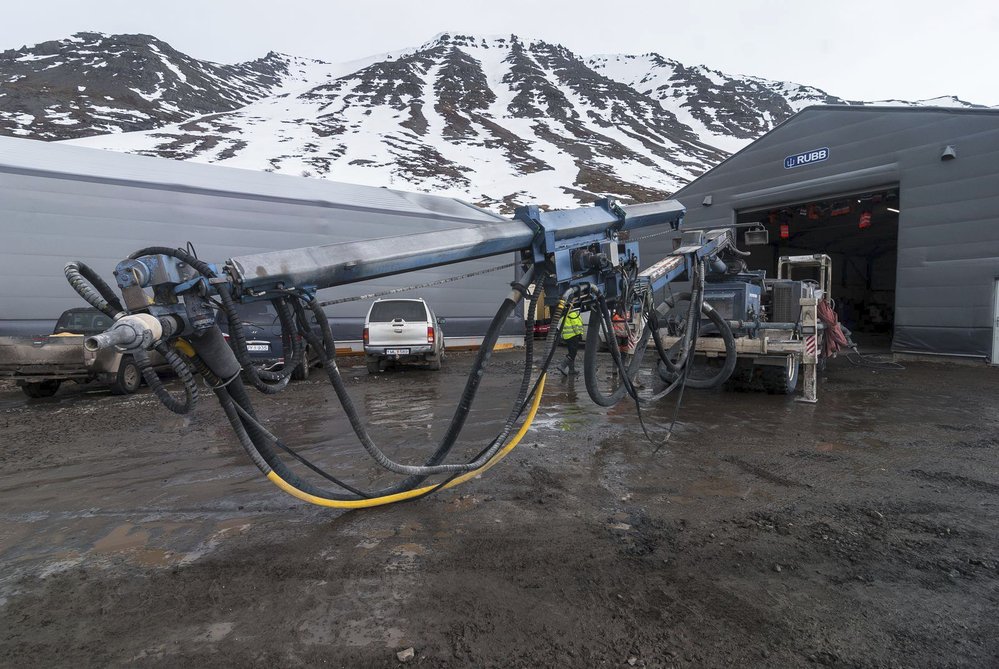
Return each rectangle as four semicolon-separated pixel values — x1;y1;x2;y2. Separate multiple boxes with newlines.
247;344;269;352
386;348;410;355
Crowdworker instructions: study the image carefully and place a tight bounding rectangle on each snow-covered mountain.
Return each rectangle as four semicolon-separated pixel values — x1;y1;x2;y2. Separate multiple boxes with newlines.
588;53;850;153
0;32;322;140
0;32;985;211
587;53;981;154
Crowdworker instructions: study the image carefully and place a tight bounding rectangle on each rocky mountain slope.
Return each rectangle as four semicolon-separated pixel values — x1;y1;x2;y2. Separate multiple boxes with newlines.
0;32;329;141
0;32;984;211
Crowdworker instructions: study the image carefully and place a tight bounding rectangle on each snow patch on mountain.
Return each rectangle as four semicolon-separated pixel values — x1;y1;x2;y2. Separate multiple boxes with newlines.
2;32;990;212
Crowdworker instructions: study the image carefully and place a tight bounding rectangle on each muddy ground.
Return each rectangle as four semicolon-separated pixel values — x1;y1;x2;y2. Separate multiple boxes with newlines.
0;350;997;668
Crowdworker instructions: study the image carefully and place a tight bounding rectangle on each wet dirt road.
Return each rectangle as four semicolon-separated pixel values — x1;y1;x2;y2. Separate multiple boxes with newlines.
1;351;998;667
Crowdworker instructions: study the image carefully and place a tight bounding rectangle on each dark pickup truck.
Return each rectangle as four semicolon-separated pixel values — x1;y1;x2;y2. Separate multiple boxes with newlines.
0;308;150;398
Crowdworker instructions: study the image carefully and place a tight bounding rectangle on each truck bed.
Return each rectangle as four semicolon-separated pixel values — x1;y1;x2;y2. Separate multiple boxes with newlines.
0;334;93;380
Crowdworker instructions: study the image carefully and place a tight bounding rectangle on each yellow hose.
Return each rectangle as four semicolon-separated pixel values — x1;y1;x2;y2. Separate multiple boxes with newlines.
266;374;547;508
174;339;196;357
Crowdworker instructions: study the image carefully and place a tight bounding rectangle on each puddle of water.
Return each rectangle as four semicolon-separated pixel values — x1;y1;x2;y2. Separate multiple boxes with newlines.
92;523;152;553
202;622;235;643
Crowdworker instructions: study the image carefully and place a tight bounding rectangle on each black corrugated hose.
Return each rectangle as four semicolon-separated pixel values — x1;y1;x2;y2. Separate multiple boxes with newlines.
212;269;565;501
126;246;304;395
64;261;124;317
64;259;197;413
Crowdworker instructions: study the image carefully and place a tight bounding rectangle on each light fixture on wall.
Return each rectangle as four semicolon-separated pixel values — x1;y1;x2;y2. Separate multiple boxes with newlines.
744;226;769;246
702;195;713;206
941;145;957;161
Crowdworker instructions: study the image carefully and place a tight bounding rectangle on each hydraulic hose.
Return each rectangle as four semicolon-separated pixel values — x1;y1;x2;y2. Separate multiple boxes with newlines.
656;291;737;389
542;290;572;367
582;258;727;409
583;295;650;407
64;261;124;318
253;297;304;384
199;269;545;509
134;343;198;414
65;258;198;412
293;273;537;476
68;245;556;507
650;261;704;377
216;285;289;394
215;373;546;509
125;246;295;395
210;274;552;504
164;251;551;500
233;281;553;501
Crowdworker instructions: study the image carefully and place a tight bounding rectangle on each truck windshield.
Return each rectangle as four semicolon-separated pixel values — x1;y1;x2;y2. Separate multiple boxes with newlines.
233;302;278;325
54;310;113;335
368;301;427;323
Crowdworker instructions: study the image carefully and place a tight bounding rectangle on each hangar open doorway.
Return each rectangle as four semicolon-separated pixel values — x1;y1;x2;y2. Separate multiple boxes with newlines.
736;187;900;351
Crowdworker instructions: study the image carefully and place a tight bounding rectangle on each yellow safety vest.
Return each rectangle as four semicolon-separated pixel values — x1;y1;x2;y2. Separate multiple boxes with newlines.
562;310;584;340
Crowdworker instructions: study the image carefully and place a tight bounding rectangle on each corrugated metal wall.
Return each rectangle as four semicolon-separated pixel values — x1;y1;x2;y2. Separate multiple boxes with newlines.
0;137;522;339
651;107;999;359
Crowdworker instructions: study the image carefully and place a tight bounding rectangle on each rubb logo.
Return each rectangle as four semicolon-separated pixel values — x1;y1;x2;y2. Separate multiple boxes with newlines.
784;147;829;169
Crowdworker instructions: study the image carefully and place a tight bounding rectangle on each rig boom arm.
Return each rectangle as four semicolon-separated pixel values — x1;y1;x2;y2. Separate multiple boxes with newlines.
69;194;740;508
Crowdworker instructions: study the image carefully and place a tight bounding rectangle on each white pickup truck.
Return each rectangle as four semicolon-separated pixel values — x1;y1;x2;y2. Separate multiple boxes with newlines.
0;308;152;398
362;298;445;374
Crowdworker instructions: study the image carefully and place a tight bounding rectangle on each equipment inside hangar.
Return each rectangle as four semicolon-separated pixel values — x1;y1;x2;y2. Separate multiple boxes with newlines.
737;187;900;350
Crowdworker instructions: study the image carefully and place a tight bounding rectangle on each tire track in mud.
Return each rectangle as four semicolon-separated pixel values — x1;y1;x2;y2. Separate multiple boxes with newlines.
722;456;811;489
910;469;999;495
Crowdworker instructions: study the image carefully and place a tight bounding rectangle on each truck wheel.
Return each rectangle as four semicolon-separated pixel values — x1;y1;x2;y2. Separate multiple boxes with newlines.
110;356;142;395
291;347;310;381
366;356;381;375
762;355;799;395
725;361;756;392
427;353;442;371
22;380;61;398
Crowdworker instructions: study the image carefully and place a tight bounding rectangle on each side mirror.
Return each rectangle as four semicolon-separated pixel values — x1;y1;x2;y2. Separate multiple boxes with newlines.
744;228;769;246
437;317;446;325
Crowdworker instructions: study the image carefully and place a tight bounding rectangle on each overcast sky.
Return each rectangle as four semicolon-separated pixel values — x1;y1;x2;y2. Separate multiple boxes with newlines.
3;0;997;105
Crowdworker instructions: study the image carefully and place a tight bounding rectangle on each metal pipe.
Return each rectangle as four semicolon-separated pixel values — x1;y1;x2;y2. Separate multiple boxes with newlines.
725;322;799;331
227;200;688;294
228;219;536;293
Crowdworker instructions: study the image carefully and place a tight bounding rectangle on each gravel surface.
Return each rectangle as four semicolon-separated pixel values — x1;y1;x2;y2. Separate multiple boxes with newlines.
1;351;997;667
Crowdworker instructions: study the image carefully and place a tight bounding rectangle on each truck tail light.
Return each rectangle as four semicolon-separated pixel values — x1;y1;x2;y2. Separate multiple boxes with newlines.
362;327;369;345
427;326;435;344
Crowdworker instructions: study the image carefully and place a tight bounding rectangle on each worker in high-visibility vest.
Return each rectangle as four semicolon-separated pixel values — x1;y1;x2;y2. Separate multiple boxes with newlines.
557;307;585;376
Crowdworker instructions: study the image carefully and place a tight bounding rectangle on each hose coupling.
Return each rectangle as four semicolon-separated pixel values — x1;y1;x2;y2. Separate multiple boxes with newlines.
84;313;163;352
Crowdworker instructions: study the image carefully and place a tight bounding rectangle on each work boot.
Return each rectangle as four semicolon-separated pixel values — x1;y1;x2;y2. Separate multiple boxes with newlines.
556;358;570;376
567;361;577;375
